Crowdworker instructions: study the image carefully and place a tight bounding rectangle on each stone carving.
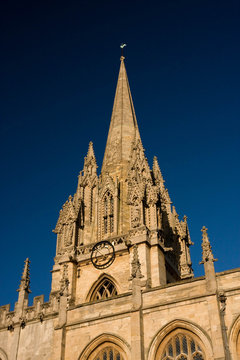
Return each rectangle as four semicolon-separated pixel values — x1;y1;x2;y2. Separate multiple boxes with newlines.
38;312;44;323
20;316;26;329
7;315;14;332
98;173;115;196
63;222;74;247
128;139;151;186
54;196;76;233
130;245;143;280
218;291;227;313
127;180;143;206
200;226;217;264
156;207;162;229
131;207;141;228
59;264;70;297
146;184;157;206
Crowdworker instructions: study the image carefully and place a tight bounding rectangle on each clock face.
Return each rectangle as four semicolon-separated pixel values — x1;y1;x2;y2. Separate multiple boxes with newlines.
91;241;115;269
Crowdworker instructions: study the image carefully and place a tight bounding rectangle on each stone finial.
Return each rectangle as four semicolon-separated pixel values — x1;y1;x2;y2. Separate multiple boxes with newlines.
86;141;95;159
200;226;217;264
130;245;143;280
17;258;31;293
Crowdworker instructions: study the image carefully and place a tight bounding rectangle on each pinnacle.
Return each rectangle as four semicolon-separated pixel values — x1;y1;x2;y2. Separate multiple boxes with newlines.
17;258;31;293
87;141;95;158
83;141;97;178
172;206;178;217
200;226;217;264
201;226;210;243
153;156;164;184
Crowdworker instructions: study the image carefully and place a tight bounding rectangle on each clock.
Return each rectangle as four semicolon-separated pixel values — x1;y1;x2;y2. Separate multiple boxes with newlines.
91;241;115;269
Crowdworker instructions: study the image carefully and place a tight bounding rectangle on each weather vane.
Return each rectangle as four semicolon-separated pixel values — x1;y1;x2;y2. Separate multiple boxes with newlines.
120;43;127;58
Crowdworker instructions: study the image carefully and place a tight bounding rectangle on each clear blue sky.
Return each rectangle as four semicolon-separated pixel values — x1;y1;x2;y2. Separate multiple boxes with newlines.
1;0;240;308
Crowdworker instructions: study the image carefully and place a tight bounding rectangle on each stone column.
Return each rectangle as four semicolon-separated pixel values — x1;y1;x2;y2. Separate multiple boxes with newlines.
129;245;144;360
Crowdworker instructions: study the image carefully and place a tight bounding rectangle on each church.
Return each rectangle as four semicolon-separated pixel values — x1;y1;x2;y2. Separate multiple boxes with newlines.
0;55;239;360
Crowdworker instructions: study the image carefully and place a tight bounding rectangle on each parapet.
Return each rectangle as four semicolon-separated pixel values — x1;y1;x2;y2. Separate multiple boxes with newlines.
0;292;59;330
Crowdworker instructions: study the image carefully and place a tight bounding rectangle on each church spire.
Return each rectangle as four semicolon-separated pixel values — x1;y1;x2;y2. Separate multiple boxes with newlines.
101;57;142;177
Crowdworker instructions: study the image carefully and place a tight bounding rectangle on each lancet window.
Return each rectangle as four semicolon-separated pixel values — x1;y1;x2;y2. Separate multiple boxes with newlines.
159;333;205;360
93;346;124;360
102;191;114;236
90;278;118;301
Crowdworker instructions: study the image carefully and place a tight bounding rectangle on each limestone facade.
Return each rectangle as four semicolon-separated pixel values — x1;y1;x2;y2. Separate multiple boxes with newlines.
0;57;240;360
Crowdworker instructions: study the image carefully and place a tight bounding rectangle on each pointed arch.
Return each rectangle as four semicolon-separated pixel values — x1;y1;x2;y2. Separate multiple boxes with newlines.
228;313;240;360
78;333;131;360
0;348;8;360
147;319;214;360
86;274;119;302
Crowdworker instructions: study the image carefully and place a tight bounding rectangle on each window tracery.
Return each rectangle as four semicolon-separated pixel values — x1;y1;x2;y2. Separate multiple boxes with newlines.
102;191;114;236
159;333;204;360
90;278;117;301
93;346;123;360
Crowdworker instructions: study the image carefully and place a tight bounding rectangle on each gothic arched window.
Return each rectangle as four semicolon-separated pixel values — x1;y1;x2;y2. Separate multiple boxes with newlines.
159;333;205;360
102;191;114;236
90;278;118;301
93;346;124;360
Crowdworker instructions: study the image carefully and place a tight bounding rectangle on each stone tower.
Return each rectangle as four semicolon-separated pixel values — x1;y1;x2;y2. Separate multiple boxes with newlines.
51;55;193;307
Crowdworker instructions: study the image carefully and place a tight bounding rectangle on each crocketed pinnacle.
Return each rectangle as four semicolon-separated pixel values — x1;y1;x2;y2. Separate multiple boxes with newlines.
153;156;165;186
101;57;142;176
200;226;217;264
17;258;31;293
83;141;97;176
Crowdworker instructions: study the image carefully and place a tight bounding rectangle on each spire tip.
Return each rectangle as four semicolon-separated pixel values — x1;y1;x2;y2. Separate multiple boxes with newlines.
120;43;127;60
